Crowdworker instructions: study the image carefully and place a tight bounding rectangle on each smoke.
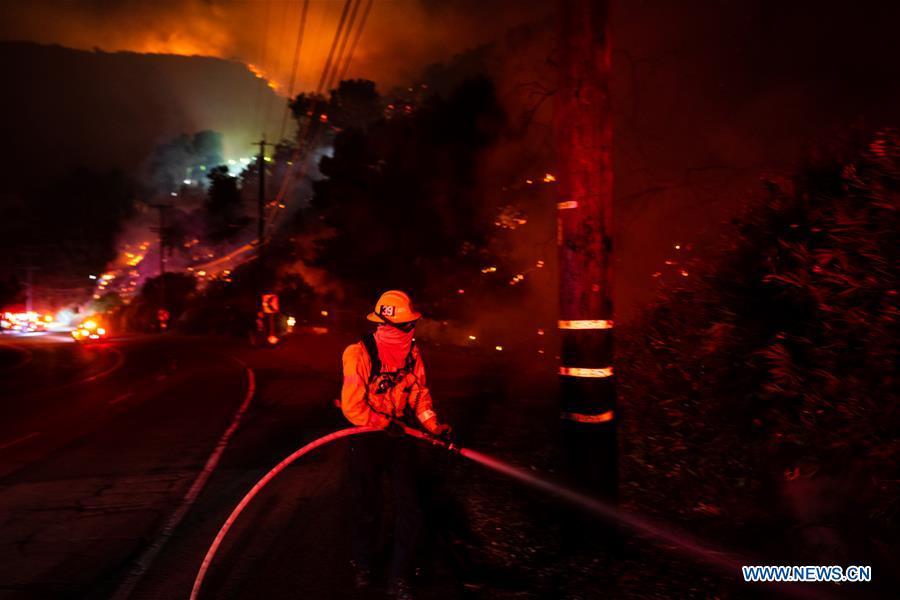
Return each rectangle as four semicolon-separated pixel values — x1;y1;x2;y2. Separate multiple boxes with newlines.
0;0;548;95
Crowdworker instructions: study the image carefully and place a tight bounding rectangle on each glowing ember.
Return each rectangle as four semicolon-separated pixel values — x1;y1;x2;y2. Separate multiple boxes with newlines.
543;173;556;182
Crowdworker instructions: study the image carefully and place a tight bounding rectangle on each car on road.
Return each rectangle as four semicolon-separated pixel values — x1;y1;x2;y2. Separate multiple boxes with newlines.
71;319;108;342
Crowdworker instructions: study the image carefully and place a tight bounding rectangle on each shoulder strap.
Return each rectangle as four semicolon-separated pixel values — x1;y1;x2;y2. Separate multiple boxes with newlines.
360;334;381;382
404;340;417;371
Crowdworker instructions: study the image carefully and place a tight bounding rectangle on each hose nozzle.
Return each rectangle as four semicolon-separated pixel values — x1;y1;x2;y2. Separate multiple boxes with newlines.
400;423;459;453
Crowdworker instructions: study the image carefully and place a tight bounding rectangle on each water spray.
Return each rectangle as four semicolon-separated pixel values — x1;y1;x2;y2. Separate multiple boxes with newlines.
190;424;826;600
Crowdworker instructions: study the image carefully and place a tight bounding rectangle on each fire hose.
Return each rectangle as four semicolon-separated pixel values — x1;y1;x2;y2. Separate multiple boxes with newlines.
189;423;824;600
189;424;450;600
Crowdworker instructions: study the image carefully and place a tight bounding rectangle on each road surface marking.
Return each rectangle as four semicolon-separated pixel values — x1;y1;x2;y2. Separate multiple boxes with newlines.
0;431;40;451
109;392;135;406
0;341;34;370
111;355;256;600
80;346;125;383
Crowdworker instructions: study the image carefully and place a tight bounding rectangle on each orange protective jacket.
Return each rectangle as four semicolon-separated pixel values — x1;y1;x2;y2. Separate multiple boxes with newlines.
341;341;441;433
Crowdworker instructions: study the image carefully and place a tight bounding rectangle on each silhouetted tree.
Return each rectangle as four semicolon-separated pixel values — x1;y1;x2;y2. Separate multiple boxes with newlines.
327;79;382;130
307;76;506;303
619;128;900;569
136;272;197;328
205;166;248;242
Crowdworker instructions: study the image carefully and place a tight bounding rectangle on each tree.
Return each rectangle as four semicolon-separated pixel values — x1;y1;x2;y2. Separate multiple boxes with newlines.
138;272;197;324
619;129;899;568
289;91;330;148
205;166;248;243
307;76;506;303
327;79;382;131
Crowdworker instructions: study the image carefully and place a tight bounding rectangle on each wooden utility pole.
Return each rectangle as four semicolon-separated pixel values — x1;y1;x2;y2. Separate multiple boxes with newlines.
149;204;171;278
150;203;172;331
555;0;616;500
256;138;268;249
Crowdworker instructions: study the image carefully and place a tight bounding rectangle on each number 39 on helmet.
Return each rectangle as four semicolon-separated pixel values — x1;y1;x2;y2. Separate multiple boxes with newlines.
366;290;422;324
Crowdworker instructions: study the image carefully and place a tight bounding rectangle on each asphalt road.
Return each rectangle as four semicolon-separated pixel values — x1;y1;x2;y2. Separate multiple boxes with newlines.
0;331;497;600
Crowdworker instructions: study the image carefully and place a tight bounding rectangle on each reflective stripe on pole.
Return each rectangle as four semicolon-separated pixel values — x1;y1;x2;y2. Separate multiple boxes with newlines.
561;410;614;423
559;366;613;378
558;319;613;330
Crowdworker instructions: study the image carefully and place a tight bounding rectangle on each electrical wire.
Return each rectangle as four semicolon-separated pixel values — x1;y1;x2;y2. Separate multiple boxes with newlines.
263;0;371;236
335;0;374;81
260;0;358;236
252;0;274;140
261;0;292;141
322;0;361;94
278;0;311;142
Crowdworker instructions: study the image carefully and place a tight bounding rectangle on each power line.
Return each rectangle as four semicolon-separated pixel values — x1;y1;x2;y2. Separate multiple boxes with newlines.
322;0;361;94
278;0;311;142
252;0;274;141
261;0;292;141
263;0;373;241
314;0;354;96
294;0;357;154
336;0;374;81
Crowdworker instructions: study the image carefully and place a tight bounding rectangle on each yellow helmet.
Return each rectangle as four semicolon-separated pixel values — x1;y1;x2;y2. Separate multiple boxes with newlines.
367;290;422;323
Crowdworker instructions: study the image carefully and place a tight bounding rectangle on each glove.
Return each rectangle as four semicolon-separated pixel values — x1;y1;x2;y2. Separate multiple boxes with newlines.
433;423;454;443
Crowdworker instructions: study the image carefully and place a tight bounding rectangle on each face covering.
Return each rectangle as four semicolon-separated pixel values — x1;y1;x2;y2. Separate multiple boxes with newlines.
374;323;415;371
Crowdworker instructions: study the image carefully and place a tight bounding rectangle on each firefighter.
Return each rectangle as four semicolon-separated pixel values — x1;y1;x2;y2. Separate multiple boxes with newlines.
341;290;452;599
